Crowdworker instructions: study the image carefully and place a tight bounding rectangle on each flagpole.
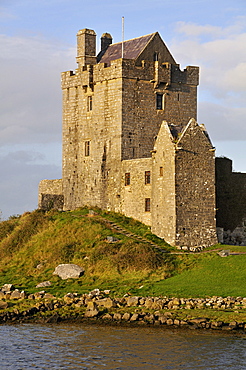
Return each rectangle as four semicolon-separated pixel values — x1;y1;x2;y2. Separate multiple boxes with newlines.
122;16;124;59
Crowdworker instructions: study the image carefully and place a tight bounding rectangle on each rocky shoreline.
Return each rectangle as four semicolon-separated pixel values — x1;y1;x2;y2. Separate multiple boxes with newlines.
0;286;246;333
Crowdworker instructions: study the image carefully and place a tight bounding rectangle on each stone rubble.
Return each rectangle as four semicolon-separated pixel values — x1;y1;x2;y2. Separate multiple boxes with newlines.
0;286;245;331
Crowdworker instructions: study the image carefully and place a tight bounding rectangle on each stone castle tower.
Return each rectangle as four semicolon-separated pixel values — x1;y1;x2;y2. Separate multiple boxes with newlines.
39;28;218;248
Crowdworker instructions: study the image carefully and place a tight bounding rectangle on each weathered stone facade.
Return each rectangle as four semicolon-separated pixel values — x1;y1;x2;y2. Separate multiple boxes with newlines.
39;28;218;248
216;157;246;245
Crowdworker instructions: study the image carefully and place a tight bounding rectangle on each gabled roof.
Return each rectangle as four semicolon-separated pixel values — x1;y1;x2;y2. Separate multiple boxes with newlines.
99;33;156;64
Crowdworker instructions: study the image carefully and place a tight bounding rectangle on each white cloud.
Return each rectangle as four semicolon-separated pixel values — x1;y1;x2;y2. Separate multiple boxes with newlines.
170;18;246;142
0;34;75;146
0;149;61;219
175;17;246;39
0;33;70;218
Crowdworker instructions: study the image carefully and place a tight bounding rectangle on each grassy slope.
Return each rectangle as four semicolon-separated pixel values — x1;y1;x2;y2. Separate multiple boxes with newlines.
0;208;245;298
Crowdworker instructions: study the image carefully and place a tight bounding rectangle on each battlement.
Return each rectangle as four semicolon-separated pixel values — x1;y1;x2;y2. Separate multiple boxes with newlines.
171;65;199;86
61;59;199;91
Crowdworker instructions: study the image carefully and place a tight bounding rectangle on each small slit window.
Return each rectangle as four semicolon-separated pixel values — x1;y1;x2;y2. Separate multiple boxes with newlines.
145;171;151;184
145;198;151;212
125;172;130;186
87;96;92;111
160;167;163;176
154;52;159;61
156;94;163;110
85;141;90;156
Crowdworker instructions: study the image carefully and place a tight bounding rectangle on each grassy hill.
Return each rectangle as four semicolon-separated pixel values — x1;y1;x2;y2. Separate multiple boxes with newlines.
0;208;245;298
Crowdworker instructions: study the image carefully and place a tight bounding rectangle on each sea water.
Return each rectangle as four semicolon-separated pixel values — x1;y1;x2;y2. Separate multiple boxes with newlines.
0;323;245;369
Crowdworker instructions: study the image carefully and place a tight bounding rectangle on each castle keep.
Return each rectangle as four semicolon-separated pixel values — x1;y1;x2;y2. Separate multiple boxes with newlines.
39;28;218;248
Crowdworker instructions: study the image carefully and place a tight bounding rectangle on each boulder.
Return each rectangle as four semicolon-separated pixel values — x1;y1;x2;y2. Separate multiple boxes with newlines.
44;293;55;299
113;313;122;321
122;312;131;321
102;313;112;320
53;264;85;280
218;250;230;257
84;308;99;318
0;301;8;309
10;290;22;300
1;284;14;292
166;318;174;325
96;297;115;309
36;281;52;288
126;296;139;307
87;301;97;311
130;313;139;321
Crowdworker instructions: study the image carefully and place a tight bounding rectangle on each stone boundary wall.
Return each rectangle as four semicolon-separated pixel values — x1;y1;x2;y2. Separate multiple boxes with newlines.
38;179;63;211
1;287;246;332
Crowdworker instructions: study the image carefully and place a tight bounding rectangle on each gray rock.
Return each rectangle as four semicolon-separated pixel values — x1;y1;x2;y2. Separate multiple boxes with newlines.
130;313;139;321
89;289;100;297
122;312;131;321
36;281;52;288
44;293;55;299
102;313;112;320
0;300;8;309
106;236;119;243
87;301;97;311
218;250;230;257
126;296;139;307
96;297;115;308
84;309;99;318
1;284;14;292
36;264;44;270
53;264;85;280
10;290;22;300
113;313;122;320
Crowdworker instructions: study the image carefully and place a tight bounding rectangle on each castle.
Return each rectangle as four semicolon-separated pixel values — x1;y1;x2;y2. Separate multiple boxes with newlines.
38;28;246;248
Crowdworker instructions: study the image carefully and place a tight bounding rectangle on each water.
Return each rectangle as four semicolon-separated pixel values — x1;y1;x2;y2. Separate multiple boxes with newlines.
0;323;245;369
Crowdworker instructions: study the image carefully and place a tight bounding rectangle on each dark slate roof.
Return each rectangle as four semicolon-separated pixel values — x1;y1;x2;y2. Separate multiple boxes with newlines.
169;124;183;140
99;33;155;64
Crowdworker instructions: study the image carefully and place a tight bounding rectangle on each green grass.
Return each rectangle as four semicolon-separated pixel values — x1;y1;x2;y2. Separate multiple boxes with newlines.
133;253;246;298
0;208;245;298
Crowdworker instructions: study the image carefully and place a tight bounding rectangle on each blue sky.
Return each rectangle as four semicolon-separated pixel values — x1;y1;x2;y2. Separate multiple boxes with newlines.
0;0;245;219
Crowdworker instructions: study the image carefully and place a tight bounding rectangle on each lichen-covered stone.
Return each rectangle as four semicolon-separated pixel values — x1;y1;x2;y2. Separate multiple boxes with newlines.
53;264;85;280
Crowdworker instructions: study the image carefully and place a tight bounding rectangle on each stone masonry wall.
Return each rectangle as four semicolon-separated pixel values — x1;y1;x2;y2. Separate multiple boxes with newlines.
38;179;63;211
61;61;123;212
121;59;198;161
175;120;217;247
151;122;176;245
216;157;246;244
121;158;152;226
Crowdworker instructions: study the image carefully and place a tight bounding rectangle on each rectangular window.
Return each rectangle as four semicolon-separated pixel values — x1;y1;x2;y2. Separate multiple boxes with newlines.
156;93;163;110
145;198;151;212
87;96;92;111
160;167;163;176
145;171;151;184
85;141;90;156
125;172;130;186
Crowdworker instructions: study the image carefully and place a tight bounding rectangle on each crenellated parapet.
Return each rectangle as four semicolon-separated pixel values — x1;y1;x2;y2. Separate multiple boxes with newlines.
61;58;198;91
171;64;199;86
61;71;77;89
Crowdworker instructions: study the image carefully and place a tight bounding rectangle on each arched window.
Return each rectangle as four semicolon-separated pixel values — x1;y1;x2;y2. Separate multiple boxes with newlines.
154;52;159;62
